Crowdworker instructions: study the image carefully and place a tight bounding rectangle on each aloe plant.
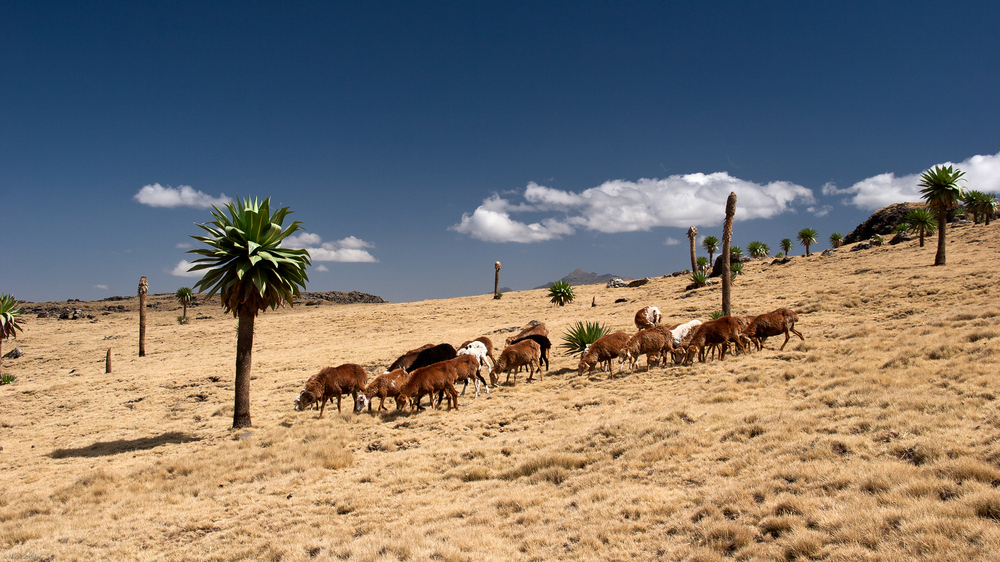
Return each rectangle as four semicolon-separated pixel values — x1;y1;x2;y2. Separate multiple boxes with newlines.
0;294;24;375
691;270;708;288
560;321;611;356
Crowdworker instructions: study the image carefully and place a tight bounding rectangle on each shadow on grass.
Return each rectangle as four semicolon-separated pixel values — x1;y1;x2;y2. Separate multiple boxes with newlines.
49;431;201;459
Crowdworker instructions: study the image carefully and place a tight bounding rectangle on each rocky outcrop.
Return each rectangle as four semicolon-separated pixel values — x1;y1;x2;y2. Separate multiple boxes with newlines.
709;254;752;278
844;202;926;244
297;291;387;304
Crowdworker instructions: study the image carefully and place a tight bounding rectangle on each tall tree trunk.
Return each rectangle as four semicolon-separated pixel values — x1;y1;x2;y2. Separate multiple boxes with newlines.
721;193;737;316
687;226;698;273
918;228;925;248
494;261;501;299
934;208;948;266
182;301;188;319
138;276;148;357
233;308;255;429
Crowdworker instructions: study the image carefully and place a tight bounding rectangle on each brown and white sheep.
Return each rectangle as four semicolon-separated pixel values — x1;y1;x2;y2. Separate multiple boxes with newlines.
495;339;541;386
634;306;662;330
619;328;672;375
457;340;493;390
294;363;368;418
355;368;409;413
459;336;496;372
577;331;630;376
505;322;548;345
506;334;552;371
396;361;460;413
743;308;804;351
679;316;747;365
449;354;489;398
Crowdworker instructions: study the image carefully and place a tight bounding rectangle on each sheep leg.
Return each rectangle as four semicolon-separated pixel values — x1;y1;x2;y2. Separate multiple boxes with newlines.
780;331;790;351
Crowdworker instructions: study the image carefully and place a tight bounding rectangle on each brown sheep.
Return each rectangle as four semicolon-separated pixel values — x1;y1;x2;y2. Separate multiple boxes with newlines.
355;368;409;413
743;308;804;351
577;331;630;376
634;306;662;330
396;361;460;413
680;316;747;365
495;339;541;386
505;322;548;345
294;363;368;418
448;354;489;398
619;328;672;375
387;343;434;372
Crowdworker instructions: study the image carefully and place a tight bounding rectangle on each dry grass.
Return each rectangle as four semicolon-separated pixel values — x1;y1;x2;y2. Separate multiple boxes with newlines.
4;222;1000;560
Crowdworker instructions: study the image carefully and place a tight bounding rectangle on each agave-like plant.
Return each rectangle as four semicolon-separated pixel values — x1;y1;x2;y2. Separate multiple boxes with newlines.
905;207;937;248
730;245;743;258
188;196;311;428
710;310;725;320
0;294;25;375
691;270;708;288
919;164;965;266
829;232;845;248
696;256;709;272
730;262;744;281
560;320;611;356
747;241;770;259
175;287;194;321
547;280;575;307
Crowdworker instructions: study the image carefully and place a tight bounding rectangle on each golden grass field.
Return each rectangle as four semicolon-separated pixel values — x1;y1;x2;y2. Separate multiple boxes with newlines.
3;222;1000;561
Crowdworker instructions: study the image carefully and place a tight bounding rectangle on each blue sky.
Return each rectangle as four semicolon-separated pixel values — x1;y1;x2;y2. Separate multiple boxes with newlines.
4;1;999;303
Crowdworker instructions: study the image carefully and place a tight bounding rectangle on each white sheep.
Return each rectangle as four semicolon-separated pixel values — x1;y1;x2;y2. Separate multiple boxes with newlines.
456;341;492;396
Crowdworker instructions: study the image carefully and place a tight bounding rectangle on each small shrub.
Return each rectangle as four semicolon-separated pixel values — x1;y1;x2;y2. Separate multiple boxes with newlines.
561;321;611;356
691;271;708;288
0;373;15;385
177;316;189;325
547;281;575;307
493;292;503;299
710;310;725;320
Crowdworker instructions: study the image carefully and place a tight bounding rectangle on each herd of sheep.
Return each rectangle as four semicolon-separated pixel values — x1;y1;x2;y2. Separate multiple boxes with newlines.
292;305;803;418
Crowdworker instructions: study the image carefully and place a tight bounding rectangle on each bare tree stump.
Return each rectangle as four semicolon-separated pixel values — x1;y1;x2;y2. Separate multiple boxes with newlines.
106;348;112;374
138;276;148;357
721;193;737;316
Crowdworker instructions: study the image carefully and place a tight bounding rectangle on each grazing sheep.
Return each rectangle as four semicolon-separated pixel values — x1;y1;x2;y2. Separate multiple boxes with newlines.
355;368;409;413
396;361;460;413
459;336;496;372
457;341;492;392
619;328;672;376
387;343;435;372
294;363;368;418
505;323;548;345
449;354;489;398
406;343;458;372
634;306;662;330
577;331;630;377
495;339;541;386
743;308;804;351
679;316;747;365
507;334;552;371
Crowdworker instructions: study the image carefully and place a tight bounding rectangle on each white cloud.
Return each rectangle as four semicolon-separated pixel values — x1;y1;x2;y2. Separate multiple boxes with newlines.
315;265;329;272
171;260;203;278
283;234;378;263
94;284;108;290
134;183;229;209
808;205;833;217
828;151;1000;210
664;237;681;246
175;242;193;249
451;173;815;243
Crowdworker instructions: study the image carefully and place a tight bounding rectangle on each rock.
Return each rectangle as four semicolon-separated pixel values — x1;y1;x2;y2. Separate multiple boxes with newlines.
669;271;688;277
771;257;793;265
845;202;936;244
820;249;834;256
606;278;628;288
3;347;23;360
889;233;913;245
710;254;752;277
851;241;873;252
627;278;649;288
298;291;387;304
869;236;884;247
614;298;629;303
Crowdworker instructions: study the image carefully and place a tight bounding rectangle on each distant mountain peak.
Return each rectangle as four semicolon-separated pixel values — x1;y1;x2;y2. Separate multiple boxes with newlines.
534;269;631;289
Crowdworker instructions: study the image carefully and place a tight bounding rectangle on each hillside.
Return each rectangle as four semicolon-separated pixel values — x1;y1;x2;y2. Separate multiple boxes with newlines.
3;222;1000;560
533;268;631;289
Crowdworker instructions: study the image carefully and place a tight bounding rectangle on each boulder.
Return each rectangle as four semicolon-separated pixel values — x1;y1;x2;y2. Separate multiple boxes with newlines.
627;278;650;288
710;254;752;277
605;278;628;288
3;347;23;360
771;257;793;265
851;241;873;252
845;202;933;244
889;233;913;245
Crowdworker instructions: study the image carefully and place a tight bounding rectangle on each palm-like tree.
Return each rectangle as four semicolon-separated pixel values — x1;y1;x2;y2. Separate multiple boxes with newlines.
687;226;698;273
780;238;793;256
696;256;709;272
175;287;194;320
138;276;148;357
797;228;818;257
721;192;737;317
829;232;844;249
747;241;770;259
904;208;936;248
964;190;998;226
702;235;719;267
189;196;311;429
918;165;966;266
0;294;25;375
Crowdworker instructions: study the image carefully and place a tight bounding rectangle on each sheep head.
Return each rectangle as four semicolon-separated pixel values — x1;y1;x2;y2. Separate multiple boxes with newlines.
354;394;370;413
294;389;316;412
